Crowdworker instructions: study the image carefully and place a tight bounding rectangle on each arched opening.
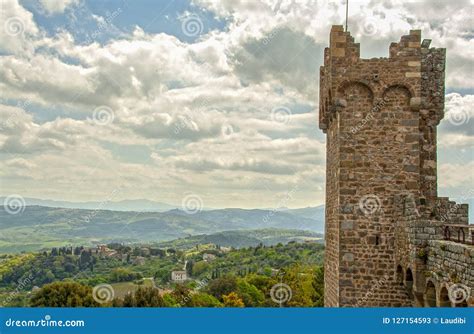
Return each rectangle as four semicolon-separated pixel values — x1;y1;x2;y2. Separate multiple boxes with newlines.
439;287;451;307
405;268;414;299
424;281;436;307
396;265;403;286
382;85;412;104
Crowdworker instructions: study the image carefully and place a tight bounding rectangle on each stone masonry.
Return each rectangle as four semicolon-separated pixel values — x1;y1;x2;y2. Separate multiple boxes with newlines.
319;26;473;307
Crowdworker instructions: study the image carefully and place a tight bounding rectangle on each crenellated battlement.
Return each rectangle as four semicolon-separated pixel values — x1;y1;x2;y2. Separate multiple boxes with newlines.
320;27;445;133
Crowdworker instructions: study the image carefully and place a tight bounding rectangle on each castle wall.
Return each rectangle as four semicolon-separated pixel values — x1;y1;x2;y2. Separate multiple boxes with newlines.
319;26;471;307
323;103;340;307
426;241;474;302
393;194;472;307
320;26;429;307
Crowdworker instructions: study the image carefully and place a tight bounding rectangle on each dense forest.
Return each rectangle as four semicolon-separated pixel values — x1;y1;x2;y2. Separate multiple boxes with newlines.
0;241;324;307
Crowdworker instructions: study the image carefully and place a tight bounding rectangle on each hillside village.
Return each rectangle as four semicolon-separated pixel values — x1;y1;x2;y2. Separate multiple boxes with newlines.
0;239;324;307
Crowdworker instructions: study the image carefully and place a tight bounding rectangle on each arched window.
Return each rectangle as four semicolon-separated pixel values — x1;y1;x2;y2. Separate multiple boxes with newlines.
439;287;451;307
424;281;436;307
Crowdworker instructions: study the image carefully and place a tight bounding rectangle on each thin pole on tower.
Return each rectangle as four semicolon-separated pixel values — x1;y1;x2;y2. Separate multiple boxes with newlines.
345;0;349;32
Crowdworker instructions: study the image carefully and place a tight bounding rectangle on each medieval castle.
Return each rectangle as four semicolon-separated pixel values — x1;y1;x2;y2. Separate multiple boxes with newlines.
319;26;473;307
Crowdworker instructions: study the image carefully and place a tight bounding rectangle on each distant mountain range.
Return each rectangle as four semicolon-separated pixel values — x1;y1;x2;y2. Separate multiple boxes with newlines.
1;194;470;253
0;197;328;217
0;203;325;253
0;197;179;212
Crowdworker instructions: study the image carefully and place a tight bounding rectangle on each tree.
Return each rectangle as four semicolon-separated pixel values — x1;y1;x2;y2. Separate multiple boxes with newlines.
222;292;244;307
44;270;55;282
189;293;222;307
79;250;91;267
191;261;209;277
281;265;315;307
73;247;81;256
244;274;276;295
30;282;100;307
171;284;191;306
312;266;324;307
64;262;76;273
110;268;142;282
154;268;170;284
236;279;265;307
162;293;180;307
206;276;237;300
121;286;164;307
150;248;165;257
185;260;194;276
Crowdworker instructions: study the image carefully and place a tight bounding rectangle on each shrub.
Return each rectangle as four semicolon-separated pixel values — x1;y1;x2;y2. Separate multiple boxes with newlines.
222;292;244;307
30;282;100;307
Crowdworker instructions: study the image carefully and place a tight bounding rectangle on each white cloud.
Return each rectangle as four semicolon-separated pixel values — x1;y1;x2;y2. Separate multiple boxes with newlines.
0;0;40;54
439;161;474;189
0;0;472;207
39;0;80;15
442;93;473;134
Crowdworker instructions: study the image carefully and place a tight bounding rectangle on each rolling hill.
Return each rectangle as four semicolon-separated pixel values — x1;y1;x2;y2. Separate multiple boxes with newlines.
154;228;323;249
0;205;324;253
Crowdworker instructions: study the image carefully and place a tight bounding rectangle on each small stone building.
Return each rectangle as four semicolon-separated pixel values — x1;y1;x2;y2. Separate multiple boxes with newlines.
171;270;187;283
319;26;472;307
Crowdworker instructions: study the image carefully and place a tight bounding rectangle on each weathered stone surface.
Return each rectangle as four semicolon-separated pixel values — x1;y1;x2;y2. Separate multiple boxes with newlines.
319;26;472;308
341;221;354;230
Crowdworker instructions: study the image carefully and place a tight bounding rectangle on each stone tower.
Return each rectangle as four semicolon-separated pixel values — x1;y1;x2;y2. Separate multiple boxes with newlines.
319;26;472;307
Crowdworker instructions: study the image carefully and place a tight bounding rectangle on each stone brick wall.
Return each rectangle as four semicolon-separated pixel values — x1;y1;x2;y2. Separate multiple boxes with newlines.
427;240;474;286
393;194;472;306
323;101;340;307
319;26;472;307
425;241;474;306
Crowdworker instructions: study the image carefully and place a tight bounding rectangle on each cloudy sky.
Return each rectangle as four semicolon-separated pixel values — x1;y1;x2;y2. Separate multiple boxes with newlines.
0;0;472;209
